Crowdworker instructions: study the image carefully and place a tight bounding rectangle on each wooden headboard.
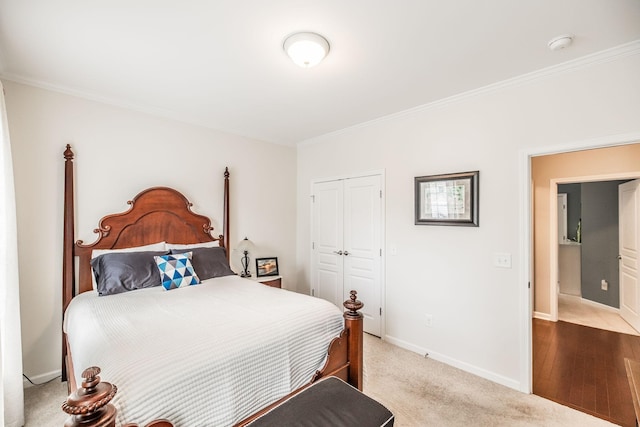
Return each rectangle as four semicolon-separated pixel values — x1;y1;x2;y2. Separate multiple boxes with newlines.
74;186;227;292
61;144;230;379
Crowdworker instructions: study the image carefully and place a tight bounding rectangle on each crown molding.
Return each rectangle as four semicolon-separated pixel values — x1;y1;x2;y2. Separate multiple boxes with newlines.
0;72;294;147
299;39;640;147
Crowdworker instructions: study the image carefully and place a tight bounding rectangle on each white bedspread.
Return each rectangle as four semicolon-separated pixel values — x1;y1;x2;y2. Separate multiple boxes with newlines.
63;275;345;426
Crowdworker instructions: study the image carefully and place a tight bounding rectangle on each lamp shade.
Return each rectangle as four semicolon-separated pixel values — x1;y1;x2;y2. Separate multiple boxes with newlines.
236;237;255;253
283;32;330;68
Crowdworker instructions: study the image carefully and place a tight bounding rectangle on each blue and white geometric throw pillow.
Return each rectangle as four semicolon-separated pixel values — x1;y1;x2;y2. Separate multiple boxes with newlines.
154;252;200;290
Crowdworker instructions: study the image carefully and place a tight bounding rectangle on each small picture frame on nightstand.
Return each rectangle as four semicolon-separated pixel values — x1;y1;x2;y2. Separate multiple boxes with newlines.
256;257;279;277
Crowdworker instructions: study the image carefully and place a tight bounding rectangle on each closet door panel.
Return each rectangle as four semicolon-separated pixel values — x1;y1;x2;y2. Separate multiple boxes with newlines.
344;176;382;336
312;180;344;308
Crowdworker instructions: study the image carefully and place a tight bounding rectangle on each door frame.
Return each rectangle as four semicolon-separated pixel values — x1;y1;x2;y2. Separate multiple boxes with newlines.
310;169;387;339
548;173;640;322
519;131;640;393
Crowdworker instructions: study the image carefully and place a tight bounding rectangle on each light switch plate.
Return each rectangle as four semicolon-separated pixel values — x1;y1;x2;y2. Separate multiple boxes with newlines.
494;253;512;269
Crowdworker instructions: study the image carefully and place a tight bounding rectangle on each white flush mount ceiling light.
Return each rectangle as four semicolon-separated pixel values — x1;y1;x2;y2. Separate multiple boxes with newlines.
548;34;574;51
283;32;330;68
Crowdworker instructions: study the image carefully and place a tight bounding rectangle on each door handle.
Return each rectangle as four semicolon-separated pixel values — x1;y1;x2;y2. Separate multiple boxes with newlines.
344;251;350;256
333;250;343;255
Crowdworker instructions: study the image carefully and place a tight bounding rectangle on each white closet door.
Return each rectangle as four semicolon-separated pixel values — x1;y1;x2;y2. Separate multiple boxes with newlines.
311;175;383;337
312;180;344;308
343;175;382;336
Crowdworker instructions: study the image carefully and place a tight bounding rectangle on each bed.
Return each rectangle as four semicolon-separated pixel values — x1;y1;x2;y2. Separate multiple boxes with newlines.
60;145;363;426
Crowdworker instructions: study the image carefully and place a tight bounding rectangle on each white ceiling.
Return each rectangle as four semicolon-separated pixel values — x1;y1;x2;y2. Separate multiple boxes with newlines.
1;1;639;144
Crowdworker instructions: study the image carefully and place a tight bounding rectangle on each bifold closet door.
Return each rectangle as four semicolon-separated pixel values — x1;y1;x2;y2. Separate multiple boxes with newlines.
312;175;382;337
312;180;345;309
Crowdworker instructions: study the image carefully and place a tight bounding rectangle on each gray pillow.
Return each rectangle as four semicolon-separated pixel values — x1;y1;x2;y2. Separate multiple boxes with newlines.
91;250;169;296
170;247;235;280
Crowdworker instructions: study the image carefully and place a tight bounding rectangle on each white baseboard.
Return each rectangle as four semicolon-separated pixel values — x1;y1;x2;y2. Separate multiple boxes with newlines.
22;369;62;388
578;296;619;313
384;334;521;392
533;311;552;321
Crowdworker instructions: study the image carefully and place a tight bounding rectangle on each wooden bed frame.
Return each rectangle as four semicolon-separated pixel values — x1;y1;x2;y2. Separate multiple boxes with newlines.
61;145;363;425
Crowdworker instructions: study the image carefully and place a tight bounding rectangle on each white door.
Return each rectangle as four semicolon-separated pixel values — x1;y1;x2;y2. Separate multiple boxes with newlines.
311;180;344;308
311;175;383;336
343;176;382;336
619;179;640;332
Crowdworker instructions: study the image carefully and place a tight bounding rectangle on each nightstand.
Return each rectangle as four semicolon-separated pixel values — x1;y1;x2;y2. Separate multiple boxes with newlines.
254;276;282;288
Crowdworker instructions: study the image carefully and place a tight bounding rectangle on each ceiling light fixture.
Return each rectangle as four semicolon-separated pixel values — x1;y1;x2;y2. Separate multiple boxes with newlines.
283;32;330;68
548;34;574;51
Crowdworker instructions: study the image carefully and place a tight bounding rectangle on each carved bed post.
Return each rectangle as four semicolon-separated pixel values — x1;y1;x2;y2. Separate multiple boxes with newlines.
62;365;174;427
223;167;230;259
344;290;364;391
62;144;75;382
62;367;117;427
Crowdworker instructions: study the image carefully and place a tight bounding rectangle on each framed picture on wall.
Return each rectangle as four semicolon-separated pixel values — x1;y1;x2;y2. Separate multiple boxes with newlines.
415;170;479;226
256;257;279;277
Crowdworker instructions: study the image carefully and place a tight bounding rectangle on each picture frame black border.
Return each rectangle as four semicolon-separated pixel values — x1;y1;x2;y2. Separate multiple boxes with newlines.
255;257;279;277
414;170;479;226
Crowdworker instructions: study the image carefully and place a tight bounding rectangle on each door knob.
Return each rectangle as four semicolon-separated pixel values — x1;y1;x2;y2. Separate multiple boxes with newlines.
344;251;350;256
333;250;343;255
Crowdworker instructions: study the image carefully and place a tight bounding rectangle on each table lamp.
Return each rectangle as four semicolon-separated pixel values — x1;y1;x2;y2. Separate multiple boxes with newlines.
236;237;255;277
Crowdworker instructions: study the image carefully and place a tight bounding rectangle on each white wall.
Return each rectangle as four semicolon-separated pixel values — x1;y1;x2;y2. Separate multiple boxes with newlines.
4;81;297;382
296;50;640;390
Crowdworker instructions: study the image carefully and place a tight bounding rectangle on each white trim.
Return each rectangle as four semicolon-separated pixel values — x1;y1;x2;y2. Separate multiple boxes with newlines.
300;40;640;146
580;297;619;313
385;334;521;391
518;146;533;393
533;311;553;321
523;131;640;157
379;172;387;339
549;185;559;322
22;369;61;388
310;169;386;185
520;130;640;395
0;73;288;146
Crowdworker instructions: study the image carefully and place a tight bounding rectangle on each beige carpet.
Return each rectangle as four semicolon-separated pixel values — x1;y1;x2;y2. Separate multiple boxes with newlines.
23;377;68;426
362;334;615;426
26;335;615;426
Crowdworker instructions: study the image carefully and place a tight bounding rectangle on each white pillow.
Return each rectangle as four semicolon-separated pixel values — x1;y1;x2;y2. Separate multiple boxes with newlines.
166;241;220;250
90;241;167;290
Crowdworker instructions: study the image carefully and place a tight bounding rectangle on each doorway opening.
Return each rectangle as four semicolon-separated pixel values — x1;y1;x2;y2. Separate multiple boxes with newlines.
526;139;640;425
554;178;639;335
528;142;640;330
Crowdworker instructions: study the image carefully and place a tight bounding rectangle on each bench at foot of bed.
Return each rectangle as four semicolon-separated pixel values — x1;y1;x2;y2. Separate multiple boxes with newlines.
245;376;394;427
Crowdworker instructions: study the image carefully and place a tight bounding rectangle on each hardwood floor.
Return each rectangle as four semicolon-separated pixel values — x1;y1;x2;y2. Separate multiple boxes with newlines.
533;318;640;426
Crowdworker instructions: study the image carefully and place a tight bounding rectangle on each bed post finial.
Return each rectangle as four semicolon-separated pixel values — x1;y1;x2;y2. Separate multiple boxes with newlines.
343;290;364;390
62;366;118;427
64;144;74;161
343;290;364;317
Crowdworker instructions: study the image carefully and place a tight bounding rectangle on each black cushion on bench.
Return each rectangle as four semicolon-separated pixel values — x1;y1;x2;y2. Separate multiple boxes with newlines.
247;376;394;427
